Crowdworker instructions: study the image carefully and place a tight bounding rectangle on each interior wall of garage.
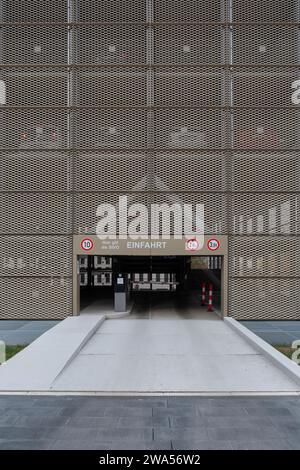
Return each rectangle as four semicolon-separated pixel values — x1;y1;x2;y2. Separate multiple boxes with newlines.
0;0;299;320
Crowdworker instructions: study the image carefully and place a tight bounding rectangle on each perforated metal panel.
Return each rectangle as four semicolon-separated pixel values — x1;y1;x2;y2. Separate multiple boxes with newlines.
0;152;71;192
1;69;68;106
231;194;299;235
74;110;147;149
152;193;228;234
154;0;222;22
0;110;68;149
233;109;300;150
0;236;72;276
1;26;68;64
154;110;225;149
232;26;299;66
153;153;227;192
154;26;223;65
231;153;300;192
0;194;72;234
232;0;297;22
0;278;72;320
154;70;223;107
230;279;300;320
0;1;300;320
75;153;148;191
232;69;300;107
75;193;150;235
2;0;68;23
76;26;146;65
230;236;300;277
76;69;147;107
77;0;146;23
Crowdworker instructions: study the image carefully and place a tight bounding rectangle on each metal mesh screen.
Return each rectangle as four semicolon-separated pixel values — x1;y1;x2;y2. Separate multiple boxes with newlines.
0;194;72;234
230;279;300;320
0;236;72;276
230;236;300;277
0;152;71;192
75;153;148;191
0;278;72;320
0;1;299;320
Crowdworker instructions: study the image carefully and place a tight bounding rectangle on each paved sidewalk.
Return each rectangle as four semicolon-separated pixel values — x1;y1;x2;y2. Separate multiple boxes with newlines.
0;320;60;346
241;321;300;346
0;396;299;450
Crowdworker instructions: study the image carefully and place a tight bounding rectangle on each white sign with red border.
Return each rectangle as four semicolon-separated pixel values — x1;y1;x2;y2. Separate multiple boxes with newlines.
80;238;94;251
186;238;200;252
207;238;220;251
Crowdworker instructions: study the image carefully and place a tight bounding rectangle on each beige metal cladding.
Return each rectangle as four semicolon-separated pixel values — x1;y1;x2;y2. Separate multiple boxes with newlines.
0;0;299;320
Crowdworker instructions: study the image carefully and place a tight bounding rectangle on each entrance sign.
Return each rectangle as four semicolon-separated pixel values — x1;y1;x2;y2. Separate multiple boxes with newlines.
207;238;220;251
80;238;94;251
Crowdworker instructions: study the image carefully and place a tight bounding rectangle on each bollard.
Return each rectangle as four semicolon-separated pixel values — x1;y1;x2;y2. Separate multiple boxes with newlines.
207;283;214;312
201;282;206;306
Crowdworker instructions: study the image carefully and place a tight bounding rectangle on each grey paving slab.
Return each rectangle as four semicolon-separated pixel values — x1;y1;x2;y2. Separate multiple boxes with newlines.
0;425;50;440
241;321;300;346
241;321;280;331
0;396;299;450
172;440;233;450
1;330;46;345
154;426;209;442
118;416;170;428
252;331;297;345
153;406;197;417
231;439;293;450
286;437;300;450
0;321;60;346
0;321;27;330
0;439;53;450
18;321;60;331
51;439;172;450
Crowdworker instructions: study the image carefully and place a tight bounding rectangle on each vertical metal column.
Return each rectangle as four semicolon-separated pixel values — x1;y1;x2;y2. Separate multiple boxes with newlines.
0;1;3;64
68;0;76;314
146;0;154;200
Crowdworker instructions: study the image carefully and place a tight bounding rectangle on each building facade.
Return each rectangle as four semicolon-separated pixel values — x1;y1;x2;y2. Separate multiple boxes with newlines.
0;0;299;320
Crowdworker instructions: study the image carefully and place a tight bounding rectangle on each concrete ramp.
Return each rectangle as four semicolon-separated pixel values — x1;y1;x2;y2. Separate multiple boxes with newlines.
0;315;105;391
0;314;300;395
51;318;300;395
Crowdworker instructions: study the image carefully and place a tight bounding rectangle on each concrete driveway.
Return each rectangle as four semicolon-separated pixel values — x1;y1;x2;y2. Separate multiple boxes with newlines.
1;296;299;394
52;312;300;394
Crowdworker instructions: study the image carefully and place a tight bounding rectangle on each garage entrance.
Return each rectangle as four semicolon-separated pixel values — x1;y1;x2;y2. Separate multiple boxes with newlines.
73;235;228;317
77;255;224;318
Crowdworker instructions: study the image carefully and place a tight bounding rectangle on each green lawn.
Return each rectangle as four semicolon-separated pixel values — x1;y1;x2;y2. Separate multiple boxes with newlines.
5;345;28;361
272;344;298;362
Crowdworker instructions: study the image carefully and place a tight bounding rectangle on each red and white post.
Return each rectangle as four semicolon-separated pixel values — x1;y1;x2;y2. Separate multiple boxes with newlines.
201;282;206;306
207;283;214;312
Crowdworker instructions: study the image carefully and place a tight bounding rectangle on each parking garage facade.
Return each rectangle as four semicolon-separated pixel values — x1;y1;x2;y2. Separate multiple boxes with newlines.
0;0;299;320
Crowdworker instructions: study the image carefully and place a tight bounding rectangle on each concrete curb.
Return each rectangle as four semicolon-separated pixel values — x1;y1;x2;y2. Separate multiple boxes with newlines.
50;315;106;386
105;300;134;319
224;317;300;387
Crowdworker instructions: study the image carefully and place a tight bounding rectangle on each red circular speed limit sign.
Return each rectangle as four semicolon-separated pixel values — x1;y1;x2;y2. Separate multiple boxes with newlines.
186;238;200;252
207;238;220;251
80;238;94;251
